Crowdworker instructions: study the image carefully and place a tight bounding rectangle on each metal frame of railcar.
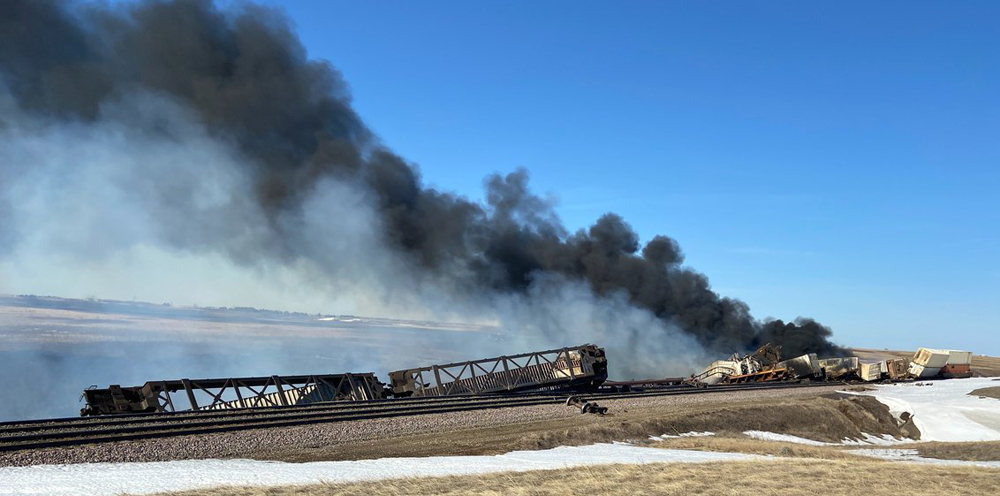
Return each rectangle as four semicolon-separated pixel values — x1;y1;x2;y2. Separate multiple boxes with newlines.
388;344;608;397
82;373;383;416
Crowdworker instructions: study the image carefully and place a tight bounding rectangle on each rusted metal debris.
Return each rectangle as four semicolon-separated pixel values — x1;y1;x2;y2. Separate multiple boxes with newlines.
565;395;608;415
695;344;977;385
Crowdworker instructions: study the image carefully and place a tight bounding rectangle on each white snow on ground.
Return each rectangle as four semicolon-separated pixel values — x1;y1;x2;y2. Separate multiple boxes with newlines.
649;431;715;441
744;430;912;446
849;448;1000;469
745;378;1000;447
0;444;760;496
845;377;1000;442
743;430;831;446
842;433;913;446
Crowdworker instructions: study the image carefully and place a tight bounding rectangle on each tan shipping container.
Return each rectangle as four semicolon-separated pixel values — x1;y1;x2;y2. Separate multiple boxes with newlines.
912;348;951;368
819;357;860;379
777;353;822;379
944;350;973;365
885;358;910;380
860;362;883;382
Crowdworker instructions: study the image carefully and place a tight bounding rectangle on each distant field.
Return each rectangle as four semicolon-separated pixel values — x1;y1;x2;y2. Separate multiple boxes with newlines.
0;295;501;420
851;348;1000;377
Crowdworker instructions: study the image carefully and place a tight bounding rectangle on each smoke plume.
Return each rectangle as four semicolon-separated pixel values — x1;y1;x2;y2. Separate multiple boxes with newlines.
0;0;843;381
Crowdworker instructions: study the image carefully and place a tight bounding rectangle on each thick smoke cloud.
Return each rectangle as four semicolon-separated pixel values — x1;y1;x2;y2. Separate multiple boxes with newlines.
0;0;843;371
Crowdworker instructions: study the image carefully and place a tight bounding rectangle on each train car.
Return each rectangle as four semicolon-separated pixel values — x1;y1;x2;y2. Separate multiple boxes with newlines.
939;350;973;378
80;385;159;416
695;344;783;385
859;362;883;382
818;357;860;380
81;373;385;416
388;344;608;397
908;348;951;378
697;359;740;385
775;353;822;380
885;358;910;380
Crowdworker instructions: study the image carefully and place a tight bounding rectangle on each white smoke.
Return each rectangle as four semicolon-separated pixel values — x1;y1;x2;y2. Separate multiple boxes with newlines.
0;86;711;393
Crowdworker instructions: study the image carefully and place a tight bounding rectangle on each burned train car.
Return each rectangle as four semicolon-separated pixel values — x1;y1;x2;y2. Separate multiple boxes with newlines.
775;353;823;380
388;344;609;397
81;373;385;416
818;357;860;380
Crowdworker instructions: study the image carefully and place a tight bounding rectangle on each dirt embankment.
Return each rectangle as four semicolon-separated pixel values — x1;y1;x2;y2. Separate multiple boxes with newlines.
277;391;914;463
969;386;1000;400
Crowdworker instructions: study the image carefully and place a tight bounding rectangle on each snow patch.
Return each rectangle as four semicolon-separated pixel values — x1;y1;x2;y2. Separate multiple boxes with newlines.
849;448;1000;468
0;443;761;496
743;430;831;446
649;431;715;441
843;377;1000;442
840;433;912;446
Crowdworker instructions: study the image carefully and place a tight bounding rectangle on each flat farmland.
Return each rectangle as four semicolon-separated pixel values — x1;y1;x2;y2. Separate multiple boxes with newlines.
0;295;499;421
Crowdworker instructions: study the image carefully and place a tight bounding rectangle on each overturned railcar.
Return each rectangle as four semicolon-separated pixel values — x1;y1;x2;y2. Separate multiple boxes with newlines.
776;353;823;380
819;357;860;380
939;350;973;378
388;344;609;397
81;373;385;416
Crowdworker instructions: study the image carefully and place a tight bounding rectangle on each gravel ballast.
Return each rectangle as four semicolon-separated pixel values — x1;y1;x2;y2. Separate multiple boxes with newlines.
0;386;844;467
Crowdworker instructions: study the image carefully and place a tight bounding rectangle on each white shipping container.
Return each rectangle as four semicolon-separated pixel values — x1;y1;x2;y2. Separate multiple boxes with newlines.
860;362;883;382
912;348;951;368
944;350;973;365
699;360;739;385
908;362;941;378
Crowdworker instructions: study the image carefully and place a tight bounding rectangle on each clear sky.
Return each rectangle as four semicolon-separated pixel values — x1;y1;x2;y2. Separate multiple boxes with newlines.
256;1;999;354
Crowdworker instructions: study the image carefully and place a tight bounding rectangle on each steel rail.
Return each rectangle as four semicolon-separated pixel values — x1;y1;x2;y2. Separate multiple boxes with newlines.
0;380;807;433
0;381;842;453
0;392;575;433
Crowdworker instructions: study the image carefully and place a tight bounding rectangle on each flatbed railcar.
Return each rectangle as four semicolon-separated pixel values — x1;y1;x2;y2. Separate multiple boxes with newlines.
81;373;385;416
388;344;609;397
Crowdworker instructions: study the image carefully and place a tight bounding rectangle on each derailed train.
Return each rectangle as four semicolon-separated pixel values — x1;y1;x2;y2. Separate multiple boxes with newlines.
696;345;974;385
80;341;972;417
80;344;608;416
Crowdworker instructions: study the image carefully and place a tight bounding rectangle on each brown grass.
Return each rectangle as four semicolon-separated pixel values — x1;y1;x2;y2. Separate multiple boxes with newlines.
969;386;1000;400
149;458;1000;496
267;392;908;463
913;441;1000;462
659;435;1000;464
650;436;846;459
648;435;859;460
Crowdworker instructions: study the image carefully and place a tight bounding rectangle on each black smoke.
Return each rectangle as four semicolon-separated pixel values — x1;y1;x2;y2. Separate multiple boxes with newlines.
0;0;843;358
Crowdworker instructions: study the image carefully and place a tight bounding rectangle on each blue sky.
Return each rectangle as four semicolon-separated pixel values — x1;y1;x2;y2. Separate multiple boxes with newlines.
260;1;998;354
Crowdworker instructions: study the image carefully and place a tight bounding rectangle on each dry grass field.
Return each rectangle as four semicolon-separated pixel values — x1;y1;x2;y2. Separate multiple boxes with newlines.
151;458;1000;496
914;440;1000;462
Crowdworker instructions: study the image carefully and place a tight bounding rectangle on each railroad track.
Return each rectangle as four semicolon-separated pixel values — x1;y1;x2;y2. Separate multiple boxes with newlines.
0;381;842;453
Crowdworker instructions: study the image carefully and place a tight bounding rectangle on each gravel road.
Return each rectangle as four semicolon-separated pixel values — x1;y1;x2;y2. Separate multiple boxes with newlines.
0;385;843;467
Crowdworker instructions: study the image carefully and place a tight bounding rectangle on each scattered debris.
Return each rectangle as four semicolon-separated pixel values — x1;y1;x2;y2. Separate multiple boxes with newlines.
566;396;608;415
696;345;978;385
